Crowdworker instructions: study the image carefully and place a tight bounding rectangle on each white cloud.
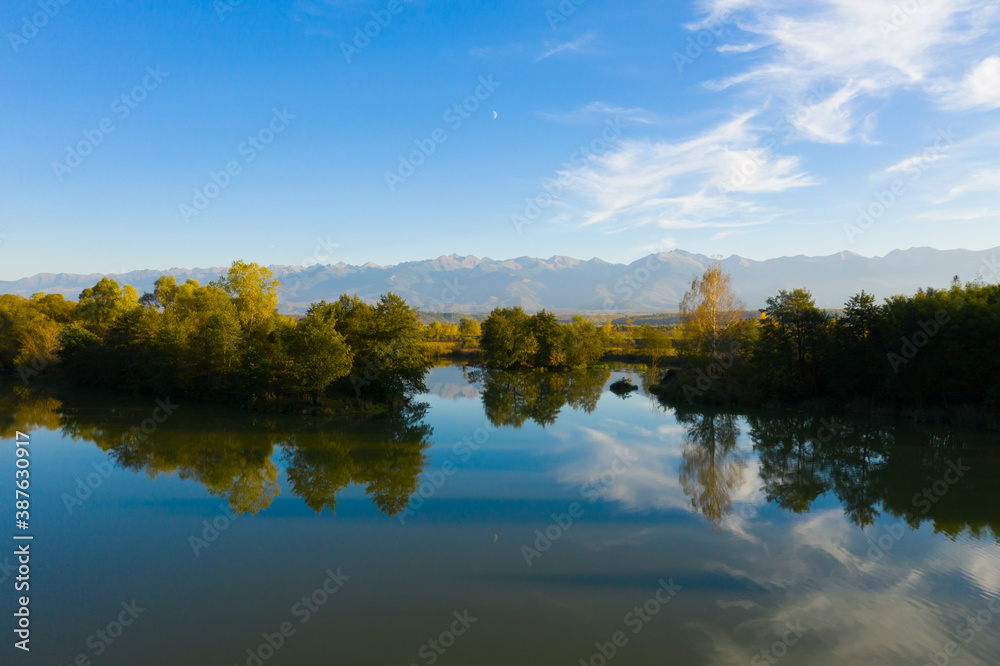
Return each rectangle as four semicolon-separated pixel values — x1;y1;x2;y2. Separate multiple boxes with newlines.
558;112;817;230
639;237;679;253
936;168;1000;202
717;42;767;54
537;101;657;126
536;32;597;61
695;0;1000;142
885;152;947;173
916;208;999;222
941;56;1000;110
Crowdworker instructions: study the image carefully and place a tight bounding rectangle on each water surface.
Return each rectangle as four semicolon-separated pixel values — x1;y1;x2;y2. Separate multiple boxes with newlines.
2;364;999;665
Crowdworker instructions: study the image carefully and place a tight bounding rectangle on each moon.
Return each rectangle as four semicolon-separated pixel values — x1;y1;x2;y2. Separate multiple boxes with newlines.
493;111;498;119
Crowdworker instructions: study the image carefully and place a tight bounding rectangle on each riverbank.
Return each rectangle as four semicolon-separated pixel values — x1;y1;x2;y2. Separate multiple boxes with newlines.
651;368;1000;431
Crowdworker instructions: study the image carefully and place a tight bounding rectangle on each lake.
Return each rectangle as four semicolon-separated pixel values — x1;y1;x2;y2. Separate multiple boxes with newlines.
2;363;999;665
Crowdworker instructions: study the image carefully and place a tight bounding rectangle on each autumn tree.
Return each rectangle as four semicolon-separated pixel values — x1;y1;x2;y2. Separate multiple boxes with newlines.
562;316;608;367
458;317;481;338
211;260;280;338
77;277;140;336
678;263;746;364
636;324;672;368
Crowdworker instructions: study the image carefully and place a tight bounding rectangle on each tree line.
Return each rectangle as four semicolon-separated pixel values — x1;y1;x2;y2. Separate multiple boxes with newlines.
476;307;611;369
0;261;429;409
426;308;678;367
658;263;1000;415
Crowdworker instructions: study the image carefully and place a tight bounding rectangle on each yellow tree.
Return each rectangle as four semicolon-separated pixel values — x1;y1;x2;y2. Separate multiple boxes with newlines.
211;260;281;337
678;262;745;363
77;277;140;336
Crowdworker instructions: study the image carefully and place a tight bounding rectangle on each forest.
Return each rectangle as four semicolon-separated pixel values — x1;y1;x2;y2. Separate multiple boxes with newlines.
656;263;1000;420
0;260;429;410
5;257;998;419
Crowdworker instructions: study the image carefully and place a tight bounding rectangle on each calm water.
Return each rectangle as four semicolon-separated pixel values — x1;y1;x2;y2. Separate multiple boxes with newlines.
2;364;1000;665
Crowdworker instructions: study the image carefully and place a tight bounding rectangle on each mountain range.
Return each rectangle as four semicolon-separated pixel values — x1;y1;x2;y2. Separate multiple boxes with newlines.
2;247;996;314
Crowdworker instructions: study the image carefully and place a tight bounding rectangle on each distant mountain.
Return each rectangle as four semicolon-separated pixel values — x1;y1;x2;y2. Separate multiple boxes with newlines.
2;247;996;314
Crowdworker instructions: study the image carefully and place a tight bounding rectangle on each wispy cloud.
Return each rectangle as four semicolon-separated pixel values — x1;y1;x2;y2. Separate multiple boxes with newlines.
537;101;657;126
693;0;1000;143
916;208;1000;222
717;42;767;54
557;112;818;230
935;168;1000;203
536;31;597;61
885;152;947;173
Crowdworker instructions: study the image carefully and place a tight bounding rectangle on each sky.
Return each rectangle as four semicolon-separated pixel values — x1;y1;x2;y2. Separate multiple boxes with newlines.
2;0;1000;280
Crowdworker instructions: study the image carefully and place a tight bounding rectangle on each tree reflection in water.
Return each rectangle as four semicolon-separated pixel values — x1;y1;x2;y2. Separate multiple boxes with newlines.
676;410;747;531
42;382;432;517
4;375;1000;538
670;403;1000;540
467;367;610;428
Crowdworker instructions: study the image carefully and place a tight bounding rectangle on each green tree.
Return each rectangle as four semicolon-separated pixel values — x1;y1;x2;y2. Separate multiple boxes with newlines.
636;324;672;368
211;260;280;338
458;317;481;337
562;316;608;367
529;310;565;367
77;277;140;336
29;293;76;324
756;288;829;396
479;306;537;369
284;311;353;401
312;293;428;402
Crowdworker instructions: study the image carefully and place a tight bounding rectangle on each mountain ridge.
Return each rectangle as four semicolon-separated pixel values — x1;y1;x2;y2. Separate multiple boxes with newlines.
2;247;996;315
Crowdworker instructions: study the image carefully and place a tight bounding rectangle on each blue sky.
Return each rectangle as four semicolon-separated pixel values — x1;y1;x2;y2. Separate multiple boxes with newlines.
2;0;999;280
